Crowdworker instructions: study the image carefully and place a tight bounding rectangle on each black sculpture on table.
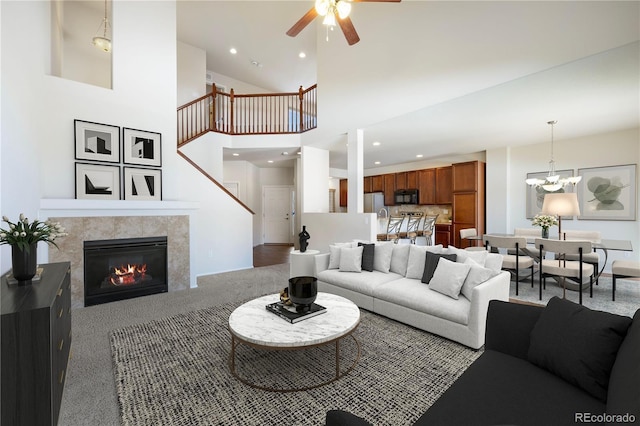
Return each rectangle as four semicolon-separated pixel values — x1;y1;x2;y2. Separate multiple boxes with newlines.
299;225;310;253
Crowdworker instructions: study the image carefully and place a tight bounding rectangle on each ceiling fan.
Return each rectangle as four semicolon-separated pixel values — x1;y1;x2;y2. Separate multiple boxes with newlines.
286;0;401;46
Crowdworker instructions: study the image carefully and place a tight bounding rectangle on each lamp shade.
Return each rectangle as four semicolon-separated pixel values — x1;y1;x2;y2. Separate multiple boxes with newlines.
541;193;581;217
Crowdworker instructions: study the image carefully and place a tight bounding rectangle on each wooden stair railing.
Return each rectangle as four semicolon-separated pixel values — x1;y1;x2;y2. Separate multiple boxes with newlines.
177;84;317;147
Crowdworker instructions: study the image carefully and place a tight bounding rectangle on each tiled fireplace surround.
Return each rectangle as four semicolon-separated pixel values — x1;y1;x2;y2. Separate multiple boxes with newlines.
48;215;190;308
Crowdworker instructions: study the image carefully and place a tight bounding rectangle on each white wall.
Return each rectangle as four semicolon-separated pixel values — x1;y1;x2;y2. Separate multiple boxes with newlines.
300;213;377;254
0;1;253;278
301;146;330;212
177;41;206;106
487;127;640;270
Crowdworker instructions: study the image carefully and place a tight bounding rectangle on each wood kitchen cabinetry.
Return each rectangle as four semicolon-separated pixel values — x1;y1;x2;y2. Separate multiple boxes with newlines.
2;262;72;426
435;223;452;247
395;171;418;190
339;178;348;207
435;166;453;204
371;175;384;192
452;161;485;247
363;176;372;193
383;173;396;206
418;168;436;205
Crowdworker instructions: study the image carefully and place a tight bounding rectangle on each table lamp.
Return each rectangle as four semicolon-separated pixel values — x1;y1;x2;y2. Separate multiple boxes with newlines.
541;192;581;240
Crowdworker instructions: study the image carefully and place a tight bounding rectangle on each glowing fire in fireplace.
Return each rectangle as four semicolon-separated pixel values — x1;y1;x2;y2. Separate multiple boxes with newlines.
110;263;148;286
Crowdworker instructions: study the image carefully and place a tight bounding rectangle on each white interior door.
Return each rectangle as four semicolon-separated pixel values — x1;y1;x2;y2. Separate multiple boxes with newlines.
263;186;293;244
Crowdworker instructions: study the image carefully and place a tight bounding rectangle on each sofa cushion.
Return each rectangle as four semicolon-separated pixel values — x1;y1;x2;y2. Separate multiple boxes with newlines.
527;297;632;402
483;252;504;272
428;258;470;299
373;242;394;273
606;309;640;420
460;258;499;300
328;242;354;269
317;269;402;297
373;278;470;325
447;246;489;267
421;252;457;284
416;350;605;426
339;246;364;272
358;243;375;272
389;244;410;276
406;245;444;280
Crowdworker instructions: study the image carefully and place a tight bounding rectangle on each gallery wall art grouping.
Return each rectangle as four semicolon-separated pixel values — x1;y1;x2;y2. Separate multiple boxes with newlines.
74;119;162;201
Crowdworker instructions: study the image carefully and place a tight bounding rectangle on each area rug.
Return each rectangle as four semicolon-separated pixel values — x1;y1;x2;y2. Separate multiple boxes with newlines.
509;275;640;317
110;301;481;426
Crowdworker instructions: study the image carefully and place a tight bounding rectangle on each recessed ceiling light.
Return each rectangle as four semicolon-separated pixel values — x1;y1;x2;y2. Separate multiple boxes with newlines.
229;48;237;55
372;141;381;146
281;151;289;155
232;153;240;157
416;154;423;158
250;60;263;68
297;151;302;155
374;161;381;165
268;160;274;163
299;52;306;58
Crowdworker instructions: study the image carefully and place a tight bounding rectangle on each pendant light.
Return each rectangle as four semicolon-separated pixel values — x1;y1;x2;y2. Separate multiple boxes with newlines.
525;121;581;191
92;0;111;52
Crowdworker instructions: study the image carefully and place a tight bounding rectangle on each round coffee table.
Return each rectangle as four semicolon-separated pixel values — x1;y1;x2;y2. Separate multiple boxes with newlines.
228;292;361;392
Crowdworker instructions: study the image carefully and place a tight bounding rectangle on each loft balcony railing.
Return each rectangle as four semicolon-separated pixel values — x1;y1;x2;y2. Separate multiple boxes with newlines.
177;84;317;146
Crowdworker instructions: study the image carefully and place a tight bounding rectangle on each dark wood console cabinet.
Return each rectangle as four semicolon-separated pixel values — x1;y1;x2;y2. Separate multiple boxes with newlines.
2;262;72;426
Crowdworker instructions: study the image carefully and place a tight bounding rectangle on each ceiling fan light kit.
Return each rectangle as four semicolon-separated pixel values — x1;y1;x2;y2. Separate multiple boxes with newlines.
287;0;401;46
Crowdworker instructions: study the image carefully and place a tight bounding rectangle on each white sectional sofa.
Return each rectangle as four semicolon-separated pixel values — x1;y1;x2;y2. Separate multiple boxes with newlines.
314;242;510;349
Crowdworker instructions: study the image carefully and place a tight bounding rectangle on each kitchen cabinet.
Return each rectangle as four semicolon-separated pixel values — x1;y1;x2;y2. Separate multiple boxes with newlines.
363;176;372;193
371;175;384;192
435;166;453;204
383;173;396;206
395;172;407;190
339;179;347;207
435;223;452;247
2;262;72;426
418;169;436;205
406;171;418;189
452;161;485;247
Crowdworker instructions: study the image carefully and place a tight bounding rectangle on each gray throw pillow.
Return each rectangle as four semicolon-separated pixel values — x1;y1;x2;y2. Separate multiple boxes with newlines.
358;243;375;272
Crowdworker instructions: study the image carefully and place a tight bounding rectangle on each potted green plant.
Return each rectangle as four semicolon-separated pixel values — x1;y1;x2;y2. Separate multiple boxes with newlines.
0;214;67;284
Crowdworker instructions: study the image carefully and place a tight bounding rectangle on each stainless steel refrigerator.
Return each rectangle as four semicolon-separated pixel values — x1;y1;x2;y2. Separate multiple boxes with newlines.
364;192;386;215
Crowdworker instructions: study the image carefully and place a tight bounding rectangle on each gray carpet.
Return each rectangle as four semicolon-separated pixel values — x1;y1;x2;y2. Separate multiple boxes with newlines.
508;274;640;317
109;302;480;426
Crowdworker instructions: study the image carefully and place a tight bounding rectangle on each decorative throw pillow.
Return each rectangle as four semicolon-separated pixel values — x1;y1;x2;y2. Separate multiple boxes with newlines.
373;242;394;273
421;251;457;284
460;258;498;300
328;242;353;269
527;297;632;402
390;244;411;276
483;253;504;272
428;258;471;299
358;243;375;272
339;246;364;272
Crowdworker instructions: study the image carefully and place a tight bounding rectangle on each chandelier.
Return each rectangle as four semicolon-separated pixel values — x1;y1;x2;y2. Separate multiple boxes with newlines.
525;120;581;192
92;0;111;52
315;0;351;28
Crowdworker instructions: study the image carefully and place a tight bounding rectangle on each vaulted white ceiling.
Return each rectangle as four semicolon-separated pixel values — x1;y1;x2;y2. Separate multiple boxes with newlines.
179;1;639;170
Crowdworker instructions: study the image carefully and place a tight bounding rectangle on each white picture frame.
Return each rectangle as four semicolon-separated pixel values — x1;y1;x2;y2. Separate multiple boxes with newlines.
123;167;162;201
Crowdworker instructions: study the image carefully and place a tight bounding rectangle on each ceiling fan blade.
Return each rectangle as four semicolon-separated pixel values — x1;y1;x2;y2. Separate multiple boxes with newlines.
286;7;318;37
338;16;360;45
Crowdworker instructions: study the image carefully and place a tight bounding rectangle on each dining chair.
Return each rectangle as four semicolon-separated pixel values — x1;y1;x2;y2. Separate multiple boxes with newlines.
535;238;594;305
460;228;484;251
483;235;535;296
561;230;602;285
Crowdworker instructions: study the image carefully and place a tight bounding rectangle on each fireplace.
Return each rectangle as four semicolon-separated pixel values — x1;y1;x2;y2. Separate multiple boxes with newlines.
83;236;168;306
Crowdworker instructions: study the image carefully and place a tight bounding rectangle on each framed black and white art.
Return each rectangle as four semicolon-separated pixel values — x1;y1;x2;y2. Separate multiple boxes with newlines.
74;120;120;163
123;167;162;201
75;163;121;200
123;128;162;167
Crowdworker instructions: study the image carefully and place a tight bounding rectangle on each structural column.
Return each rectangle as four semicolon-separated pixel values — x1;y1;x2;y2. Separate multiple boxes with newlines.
347;129;364;213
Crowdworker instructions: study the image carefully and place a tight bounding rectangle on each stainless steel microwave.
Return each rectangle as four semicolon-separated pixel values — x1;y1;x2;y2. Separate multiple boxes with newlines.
394;189;419;204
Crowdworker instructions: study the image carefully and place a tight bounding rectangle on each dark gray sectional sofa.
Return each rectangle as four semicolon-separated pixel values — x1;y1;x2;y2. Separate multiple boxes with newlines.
326;297;640;426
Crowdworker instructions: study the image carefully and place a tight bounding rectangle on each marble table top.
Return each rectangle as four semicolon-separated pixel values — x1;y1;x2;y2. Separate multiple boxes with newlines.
228;292;361;348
